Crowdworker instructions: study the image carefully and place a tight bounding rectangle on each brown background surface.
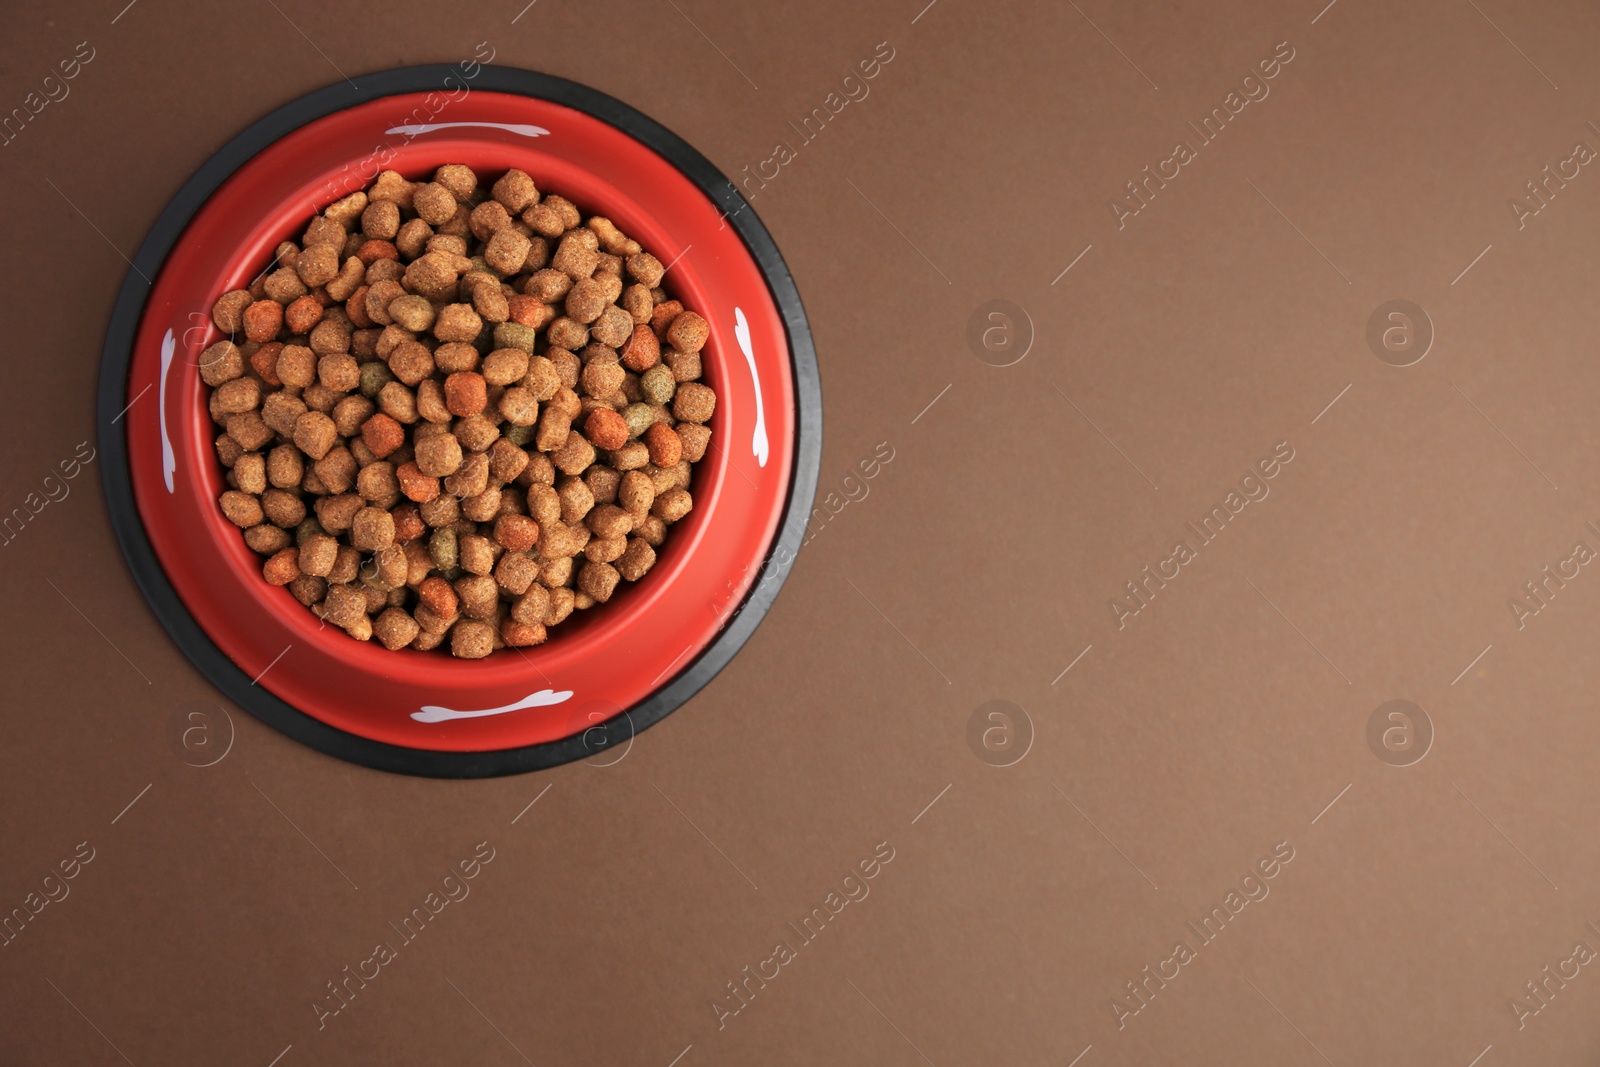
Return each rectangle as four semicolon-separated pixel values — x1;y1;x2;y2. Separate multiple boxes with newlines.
4;0;1600;1063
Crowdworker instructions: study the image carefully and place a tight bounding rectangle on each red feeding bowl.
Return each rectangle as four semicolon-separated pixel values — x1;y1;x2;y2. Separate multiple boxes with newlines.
98;66;820;777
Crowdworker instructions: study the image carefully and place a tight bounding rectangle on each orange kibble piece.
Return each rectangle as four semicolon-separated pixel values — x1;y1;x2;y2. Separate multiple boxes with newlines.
494;514;540;553
443;371;487;416
396;461;440;502
262;547;301;586
643;421;682;467
620;323;660;371
360;412;405;459
584;408;630;451
357;239;400;264
242;300;284;342
284;294;325;335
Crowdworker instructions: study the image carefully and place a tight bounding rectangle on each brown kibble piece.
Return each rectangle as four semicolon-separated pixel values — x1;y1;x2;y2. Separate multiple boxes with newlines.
666;311;708;353
584;535;626;564
385;340;435;385
635;514;667;547
586;504;633;540
219;490;263;527
293;411;338;460
550;429;596;476
263;267;306;305
350;507;396;552
564;277;607;324
501;618;547;647
387;295;436;334
485;228;532;275
676;423;711;463
275;344;316;389
362;199;400;239
579;355;625;399
492;169;539;212
494;552;539;597
413;432;463;477
212;290;253;333
298;534;338;577
267;444;304;488
664;348;701;382
318;353;360;392
402;251;459;300
321;583;368;629
621;283;653;324
226;411;274;451
588;216;639;256
510;584;550;626
261;488;306;528
477;349;525;389
498;386;539;426
433;303;483;343
615;538;656;581
295;244;340;288
449;620;495;659
590;305;634;348
434;164;477;200
244;523;290;555
454;575;498;620
673;382;716;423
469;200;512;241
412;182;458;226
653;487;693;523
373;608;420;650
200;341;244;386
551;231;599;280
625;252;664;287
577;561;621;603
618;469;655;518
378;381;419;423
458;533;495;576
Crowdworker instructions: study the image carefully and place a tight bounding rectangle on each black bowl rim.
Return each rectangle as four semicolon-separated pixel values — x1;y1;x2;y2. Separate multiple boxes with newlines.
96;63;822;778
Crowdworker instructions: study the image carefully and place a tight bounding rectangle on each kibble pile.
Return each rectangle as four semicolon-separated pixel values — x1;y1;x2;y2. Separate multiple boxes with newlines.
202;164;717;658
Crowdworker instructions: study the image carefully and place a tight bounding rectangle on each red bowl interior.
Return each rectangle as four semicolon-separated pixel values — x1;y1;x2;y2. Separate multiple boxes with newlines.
124;91;794;752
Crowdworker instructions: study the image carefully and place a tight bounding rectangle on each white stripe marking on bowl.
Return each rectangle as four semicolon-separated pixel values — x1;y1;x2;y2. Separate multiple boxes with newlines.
412;688;573;723
384;121;551;138
733;308;768;468
159;328;175;493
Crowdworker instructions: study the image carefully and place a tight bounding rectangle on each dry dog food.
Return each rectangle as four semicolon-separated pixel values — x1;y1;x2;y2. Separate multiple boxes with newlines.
203;165;717;658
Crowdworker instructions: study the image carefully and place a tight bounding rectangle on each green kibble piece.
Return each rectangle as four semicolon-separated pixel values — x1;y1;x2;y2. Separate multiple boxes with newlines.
493;322;538;353
294;517;325;546
622;403;656;438
503;422;535;446
359;361;394;399
429;527;458;571
639;364;676;405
